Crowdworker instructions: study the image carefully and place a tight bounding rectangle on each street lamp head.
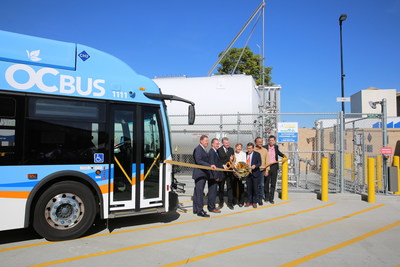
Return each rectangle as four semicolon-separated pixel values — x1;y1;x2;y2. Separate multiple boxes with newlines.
369;101;377;109
339;14;347;23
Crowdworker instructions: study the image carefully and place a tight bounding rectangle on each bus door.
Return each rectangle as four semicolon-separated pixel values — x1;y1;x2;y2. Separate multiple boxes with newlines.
110;105;164;211
110;105;136;210
139;106;164;208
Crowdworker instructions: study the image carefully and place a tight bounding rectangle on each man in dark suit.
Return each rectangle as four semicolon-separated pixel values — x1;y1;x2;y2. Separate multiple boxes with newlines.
244;142;262;208
263;135;285;204
217;137;235;210
207;138;223;213
192;135;216;217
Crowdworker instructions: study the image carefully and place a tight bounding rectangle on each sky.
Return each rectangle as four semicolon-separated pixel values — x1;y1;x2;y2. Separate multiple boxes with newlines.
1;0;399;114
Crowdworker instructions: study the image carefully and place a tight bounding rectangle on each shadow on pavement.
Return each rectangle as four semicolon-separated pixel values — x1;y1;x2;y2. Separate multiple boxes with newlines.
0;227;42;245
87;211;181;235
0;211;181;245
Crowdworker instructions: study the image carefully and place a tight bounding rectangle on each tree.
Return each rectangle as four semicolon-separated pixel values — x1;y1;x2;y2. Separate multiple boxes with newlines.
216;47;273;86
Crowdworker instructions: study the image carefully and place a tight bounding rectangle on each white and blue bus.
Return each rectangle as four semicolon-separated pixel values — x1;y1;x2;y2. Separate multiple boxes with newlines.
0;30;195;241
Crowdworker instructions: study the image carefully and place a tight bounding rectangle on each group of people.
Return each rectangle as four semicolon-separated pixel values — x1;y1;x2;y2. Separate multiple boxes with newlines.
192;135;285;217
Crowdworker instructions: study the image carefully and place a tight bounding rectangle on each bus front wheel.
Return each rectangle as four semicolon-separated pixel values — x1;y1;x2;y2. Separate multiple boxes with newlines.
33;181;97;241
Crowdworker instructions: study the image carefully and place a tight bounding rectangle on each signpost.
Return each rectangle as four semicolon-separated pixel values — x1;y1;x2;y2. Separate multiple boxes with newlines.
367;114;380;119
336;97;350;102
278;122;298;143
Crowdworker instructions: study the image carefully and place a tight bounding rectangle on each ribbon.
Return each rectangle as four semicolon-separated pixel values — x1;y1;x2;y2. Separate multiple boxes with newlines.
163;160;234;172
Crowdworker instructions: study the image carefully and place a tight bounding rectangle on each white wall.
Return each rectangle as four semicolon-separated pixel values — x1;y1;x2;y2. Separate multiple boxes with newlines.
351;89;397;116
153;75;259;115
350;91;362;113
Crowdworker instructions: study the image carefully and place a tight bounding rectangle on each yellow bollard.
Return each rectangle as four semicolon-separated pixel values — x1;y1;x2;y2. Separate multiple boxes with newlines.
321;157;328;202
376;155;383;191
344;154;351;179
368;157;376;203
281;157;288;200
393;156;400;195
351;153;355;181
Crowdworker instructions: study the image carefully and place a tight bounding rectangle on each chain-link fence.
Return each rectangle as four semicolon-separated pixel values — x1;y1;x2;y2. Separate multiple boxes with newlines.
170;112;398;195
343;114;400;194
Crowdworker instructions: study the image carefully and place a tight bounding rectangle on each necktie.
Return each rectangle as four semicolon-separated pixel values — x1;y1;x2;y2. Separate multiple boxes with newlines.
247;154;251;165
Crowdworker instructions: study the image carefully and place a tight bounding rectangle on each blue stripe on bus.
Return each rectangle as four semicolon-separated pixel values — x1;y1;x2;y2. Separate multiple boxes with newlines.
0;181;39;187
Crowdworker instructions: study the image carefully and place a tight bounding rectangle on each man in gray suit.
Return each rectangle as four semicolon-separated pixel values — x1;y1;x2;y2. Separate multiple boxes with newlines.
192;135;216;217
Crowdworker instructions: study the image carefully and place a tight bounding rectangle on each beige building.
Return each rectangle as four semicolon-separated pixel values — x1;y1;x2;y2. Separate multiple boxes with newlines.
351;87;397;117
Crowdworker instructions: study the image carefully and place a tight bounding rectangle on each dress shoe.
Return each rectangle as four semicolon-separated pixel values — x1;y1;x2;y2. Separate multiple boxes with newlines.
218;203;224;209
193;210;197;214
227;204;234;210
244;203;251;207
208;208;221;213
252;203;257;208
258;201;263;206
269;200;275;204
197;210;210;217
238;203;243;207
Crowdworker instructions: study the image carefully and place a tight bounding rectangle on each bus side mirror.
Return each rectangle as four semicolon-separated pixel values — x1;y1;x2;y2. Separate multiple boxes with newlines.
188;104;195;125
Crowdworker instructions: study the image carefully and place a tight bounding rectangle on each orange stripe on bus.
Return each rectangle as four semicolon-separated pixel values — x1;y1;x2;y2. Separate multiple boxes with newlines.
99;184;109;194
0;191;30;199
110;182;114;193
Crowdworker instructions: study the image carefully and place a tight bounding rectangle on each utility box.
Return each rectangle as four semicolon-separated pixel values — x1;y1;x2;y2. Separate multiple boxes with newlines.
388;167;399;192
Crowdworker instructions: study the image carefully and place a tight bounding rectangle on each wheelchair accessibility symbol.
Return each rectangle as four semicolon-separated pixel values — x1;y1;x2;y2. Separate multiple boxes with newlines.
94;153;104;163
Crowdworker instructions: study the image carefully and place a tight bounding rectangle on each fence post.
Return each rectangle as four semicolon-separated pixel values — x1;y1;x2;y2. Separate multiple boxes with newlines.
339;111;345;193
393;156;400;195
321;157;328;202
382;98;388;194
368;157;376;203
281;157;288;200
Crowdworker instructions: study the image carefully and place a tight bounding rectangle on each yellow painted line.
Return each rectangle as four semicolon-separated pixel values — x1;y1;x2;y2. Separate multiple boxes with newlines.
0;241;58;253
29;202;332;266
161;204;385;267
280;220;400;267
178;200;192;204
178;209;193;213
1;201;291;253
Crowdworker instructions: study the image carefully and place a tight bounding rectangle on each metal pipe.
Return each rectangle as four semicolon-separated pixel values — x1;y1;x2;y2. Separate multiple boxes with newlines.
207;1;266;76
339;14;347;113
262;0;265;86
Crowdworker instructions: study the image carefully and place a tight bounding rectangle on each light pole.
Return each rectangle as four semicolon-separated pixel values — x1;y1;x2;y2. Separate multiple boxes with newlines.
369;99;388;194
339;14;347;113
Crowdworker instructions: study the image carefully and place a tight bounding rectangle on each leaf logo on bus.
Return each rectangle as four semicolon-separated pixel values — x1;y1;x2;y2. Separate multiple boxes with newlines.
26;50;42;62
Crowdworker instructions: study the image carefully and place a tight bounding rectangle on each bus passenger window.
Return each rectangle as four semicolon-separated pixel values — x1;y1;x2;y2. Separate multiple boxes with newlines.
0;97;17;164
25;97;107;164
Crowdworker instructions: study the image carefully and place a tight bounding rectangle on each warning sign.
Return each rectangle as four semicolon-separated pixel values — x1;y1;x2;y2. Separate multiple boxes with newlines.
380;147;392;155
